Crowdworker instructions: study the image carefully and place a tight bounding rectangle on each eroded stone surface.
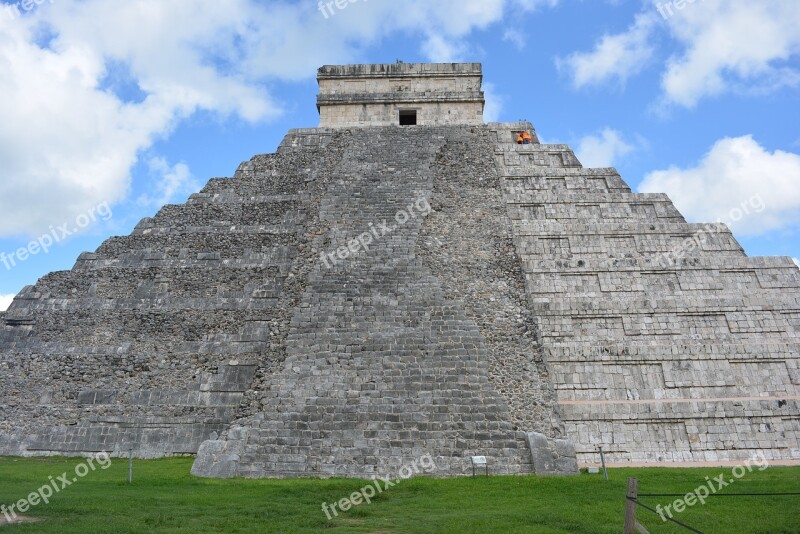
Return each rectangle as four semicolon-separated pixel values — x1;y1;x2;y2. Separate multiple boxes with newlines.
317;63;484;128
490;121;800;466
2;63;797;476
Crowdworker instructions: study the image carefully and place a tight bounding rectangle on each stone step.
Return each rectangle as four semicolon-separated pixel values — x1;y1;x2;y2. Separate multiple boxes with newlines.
562;398;799;465
503;174;631;194
189;125;549;478
0;338;271;356
553;367;798;402
132;221;306;237
134;199;306;231
186;193;305;205
544;340;800;362
500;166;623;178
507;190;673;204
10;296;284;312
545;341;799;401
73;252;296;271
278;127;336;152
538;310;797;342
524;268;793;296
91;233;298;261
545;340;800;401
560;397;799;419
506;195;685;223
0;323;34;343
518;239;743;259
17;308;268;343
496;144;582;169
29;266;284;301
514;220;744;257
528;293;800;313
513;220;729;235
521;255;799;277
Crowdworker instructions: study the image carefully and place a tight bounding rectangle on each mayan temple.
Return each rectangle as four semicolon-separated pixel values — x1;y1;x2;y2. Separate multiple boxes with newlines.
1;63;798;479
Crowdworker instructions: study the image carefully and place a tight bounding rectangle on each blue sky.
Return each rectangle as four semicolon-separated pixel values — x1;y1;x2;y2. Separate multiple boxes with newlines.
1;0;799;310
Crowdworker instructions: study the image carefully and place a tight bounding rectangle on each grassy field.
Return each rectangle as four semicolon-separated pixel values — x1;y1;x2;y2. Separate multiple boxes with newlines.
0;457;798;533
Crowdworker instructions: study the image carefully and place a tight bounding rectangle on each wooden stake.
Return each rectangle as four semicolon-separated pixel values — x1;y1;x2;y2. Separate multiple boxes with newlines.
623;478;638;534
623;478;650;534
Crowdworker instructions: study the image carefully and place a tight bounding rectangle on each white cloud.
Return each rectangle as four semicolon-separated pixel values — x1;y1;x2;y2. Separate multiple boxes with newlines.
0;294;14;312
137;158;199;208
226;1;517;78
560;2;800;106
0;2;278;239
0;0;555;240
639;136;800;236
576;128;634;168
511;0;560;11
503;28;527;50
557;14;656;88
658;0;800;107
794;258;800;269
421;34;469;63
482;82;504;123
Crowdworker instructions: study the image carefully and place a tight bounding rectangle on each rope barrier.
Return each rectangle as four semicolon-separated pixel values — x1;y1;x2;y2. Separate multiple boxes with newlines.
624;476;799;534
639;492;800;497
628;496;704;533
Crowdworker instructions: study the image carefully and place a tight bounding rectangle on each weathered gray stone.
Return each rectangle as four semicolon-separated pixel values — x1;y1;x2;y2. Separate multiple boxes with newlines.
526;432;578;476
1;62;797;476
191;437;245;479
317;62;484;128
489;120;799;466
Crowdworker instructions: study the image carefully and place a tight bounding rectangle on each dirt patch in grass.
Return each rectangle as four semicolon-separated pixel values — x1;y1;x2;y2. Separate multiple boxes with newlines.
1;514;41;526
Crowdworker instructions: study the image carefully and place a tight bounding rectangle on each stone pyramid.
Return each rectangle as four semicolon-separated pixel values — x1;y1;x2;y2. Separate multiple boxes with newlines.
1;63;797;479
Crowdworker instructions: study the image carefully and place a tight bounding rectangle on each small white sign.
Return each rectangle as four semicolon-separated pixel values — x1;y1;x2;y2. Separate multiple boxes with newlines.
471;456;487;465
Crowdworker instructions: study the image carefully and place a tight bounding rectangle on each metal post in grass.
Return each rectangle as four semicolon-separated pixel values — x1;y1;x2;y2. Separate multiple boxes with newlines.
128;448;133;484
471;456;488;477
599;446;608;481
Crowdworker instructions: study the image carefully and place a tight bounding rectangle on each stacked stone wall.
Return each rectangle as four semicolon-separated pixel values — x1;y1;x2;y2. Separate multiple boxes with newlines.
489;122;800;466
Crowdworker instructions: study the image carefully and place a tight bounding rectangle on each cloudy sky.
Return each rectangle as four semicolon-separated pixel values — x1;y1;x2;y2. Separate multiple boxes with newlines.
1;0;799;311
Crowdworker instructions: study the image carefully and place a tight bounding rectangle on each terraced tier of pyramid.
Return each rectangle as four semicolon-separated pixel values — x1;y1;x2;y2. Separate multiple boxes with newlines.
1;63;797;478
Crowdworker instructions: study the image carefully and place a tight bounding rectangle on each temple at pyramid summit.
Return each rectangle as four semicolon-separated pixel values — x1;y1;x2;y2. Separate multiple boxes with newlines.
1;62;798;479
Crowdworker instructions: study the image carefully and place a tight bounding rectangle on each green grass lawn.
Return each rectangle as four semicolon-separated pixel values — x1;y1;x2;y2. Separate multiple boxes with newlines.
0;457;798;533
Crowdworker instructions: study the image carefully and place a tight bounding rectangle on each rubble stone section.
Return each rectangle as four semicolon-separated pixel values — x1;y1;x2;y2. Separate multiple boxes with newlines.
0;135;349;458
489;121;800;466
317;63;484;128
418;128;565;439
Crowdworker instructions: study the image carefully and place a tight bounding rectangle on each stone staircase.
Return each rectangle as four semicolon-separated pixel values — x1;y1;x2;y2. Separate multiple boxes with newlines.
193;126;566;479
